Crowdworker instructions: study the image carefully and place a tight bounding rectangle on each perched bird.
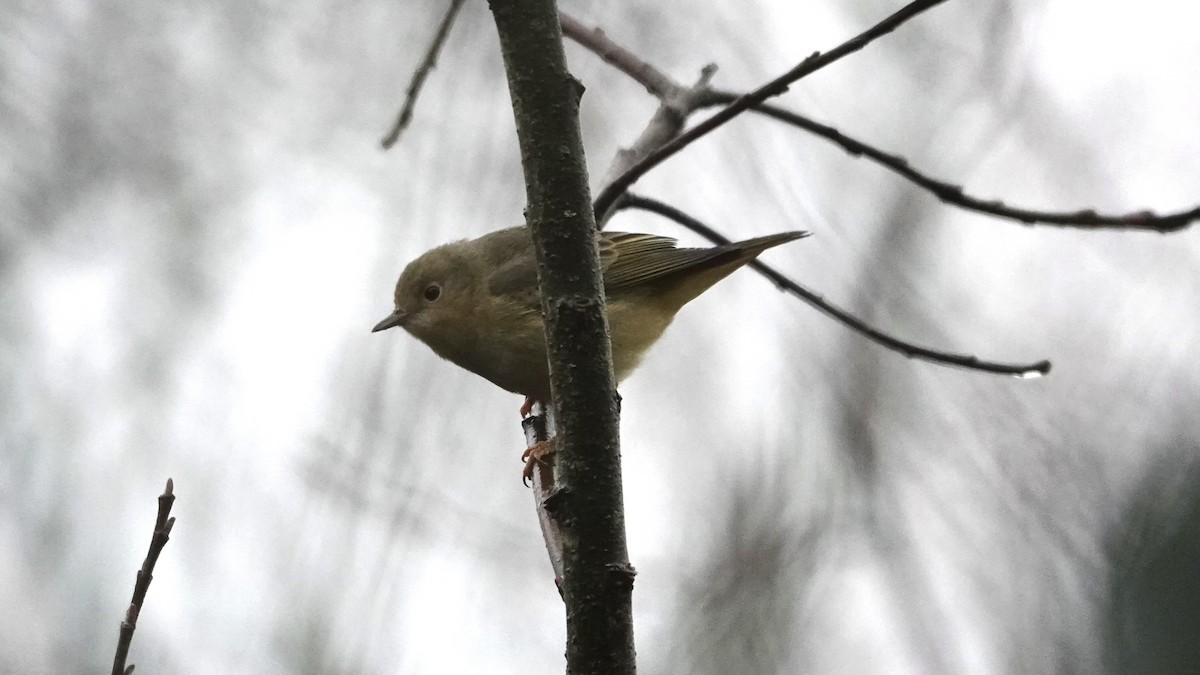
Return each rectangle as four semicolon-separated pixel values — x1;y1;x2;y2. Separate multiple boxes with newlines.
372;225;807;478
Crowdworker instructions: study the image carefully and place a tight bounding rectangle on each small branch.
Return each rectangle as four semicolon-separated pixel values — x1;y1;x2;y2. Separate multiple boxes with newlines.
559;12;677;99
592;0;951;219
559;10;722;216
563;9;1199;233
523;405;565;593
380;0;468;149
112;478;177;675
618;193;1051;377
561;10;1056;374
725;95;1200;232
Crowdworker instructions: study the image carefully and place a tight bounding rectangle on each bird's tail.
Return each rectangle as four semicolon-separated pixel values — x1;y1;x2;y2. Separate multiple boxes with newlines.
658;230;809;310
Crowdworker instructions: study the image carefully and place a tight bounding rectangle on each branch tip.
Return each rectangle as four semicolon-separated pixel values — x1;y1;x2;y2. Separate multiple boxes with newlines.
618;193;1051;377
112;479;178;675
381;0;468;149
731;97;1200;231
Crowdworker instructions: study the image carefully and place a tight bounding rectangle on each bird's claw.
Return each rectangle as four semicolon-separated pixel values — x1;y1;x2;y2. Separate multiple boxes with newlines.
521;438;556;486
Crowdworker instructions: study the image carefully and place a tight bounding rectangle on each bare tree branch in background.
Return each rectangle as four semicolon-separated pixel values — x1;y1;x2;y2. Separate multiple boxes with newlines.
561;12;1049;377
577;1;1200;233
558;12;677;100
380;0;467;149
723;96;1200;232
111;479;176;675
559;12;723;200
617;193;1051;377
591;0;952;219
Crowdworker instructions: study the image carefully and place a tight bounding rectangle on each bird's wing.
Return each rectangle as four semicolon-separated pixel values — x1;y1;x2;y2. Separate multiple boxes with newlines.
485;243;541;307
601;232;722;290
485;231;684;296
487;230;741;296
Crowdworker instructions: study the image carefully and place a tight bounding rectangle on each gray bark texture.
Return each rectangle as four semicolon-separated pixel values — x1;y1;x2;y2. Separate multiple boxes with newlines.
488;1;637;673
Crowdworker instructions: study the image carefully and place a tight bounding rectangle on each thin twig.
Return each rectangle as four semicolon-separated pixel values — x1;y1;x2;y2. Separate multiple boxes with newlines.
112;478;177;675
618;193;1051;377
565;10;1051;376
723;95;1199;232
381;0;468;149
523;405;565;596
560;10;720;208
559;12;677;99
563;7;1199;233
592;0;951;219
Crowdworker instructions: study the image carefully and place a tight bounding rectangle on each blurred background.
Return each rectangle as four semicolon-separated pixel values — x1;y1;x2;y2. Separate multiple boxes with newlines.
3;0;1199;672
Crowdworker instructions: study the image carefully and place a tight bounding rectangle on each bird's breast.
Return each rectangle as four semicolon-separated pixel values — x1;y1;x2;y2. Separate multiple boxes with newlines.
606;294;675;382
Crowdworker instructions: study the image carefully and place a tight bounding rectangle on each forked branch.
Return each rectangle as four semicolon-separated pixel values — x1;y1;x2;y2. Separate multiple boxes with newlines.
591;0;952;218
562;9;1051;377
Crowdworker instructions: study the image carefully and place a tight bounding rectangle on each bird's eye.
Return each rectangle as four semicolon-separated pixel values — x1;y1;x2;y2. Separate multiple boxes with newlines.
423;284;442;302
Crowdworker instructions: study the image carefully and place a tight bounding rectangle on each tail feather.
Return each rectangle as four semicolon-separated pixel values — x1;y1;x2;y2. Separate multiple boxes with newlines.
722;230;809;257
655;230;808;310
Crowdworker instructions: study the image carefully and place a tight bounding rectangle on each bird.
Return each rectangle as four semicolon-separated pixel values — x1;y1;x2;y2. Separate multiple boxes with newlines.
372;225;807;480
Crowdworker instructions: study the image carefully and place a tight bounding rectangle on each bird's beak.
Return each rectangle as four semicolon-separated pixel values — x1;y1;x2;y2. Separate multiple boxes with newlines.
371;309;408;333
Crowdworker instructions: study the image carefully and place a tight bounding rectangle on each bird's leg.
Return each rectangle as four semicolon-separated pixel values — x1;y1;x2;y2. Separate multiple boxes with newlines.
522;438;557;486
519;396;554;484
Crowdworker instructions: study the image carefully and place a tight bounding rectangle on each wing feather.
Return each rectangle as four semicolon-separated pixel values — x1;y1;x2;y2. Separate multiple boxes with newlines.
602;232;726;290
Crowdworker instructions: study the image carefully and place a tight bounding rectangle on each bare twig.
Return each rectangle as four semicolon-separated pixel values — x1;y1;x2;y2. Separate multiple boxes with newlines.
592;0;951;219
112;478;177;675
724;95;1200;232
523;405;565;594
618;193;1052;377
380;0;468;149
566;9;1051;376
559;10;724;212
559;12;676;99
563;7;1199;233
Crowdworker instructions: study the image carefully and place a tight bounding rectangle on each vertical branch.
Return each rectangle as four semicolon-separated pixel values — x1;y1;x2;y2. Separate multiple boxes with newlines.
488;1;636;673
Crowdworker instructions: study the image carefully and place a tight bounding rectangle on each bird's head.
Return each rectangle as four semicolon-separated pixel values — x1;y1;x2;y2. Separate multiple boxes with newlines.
372;244;477;346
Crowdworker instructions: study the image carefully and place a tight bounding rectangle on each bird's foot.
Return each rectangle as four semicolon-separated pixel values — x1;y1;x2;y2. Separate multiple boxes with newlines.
520;396;536;418
521;438;557;486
